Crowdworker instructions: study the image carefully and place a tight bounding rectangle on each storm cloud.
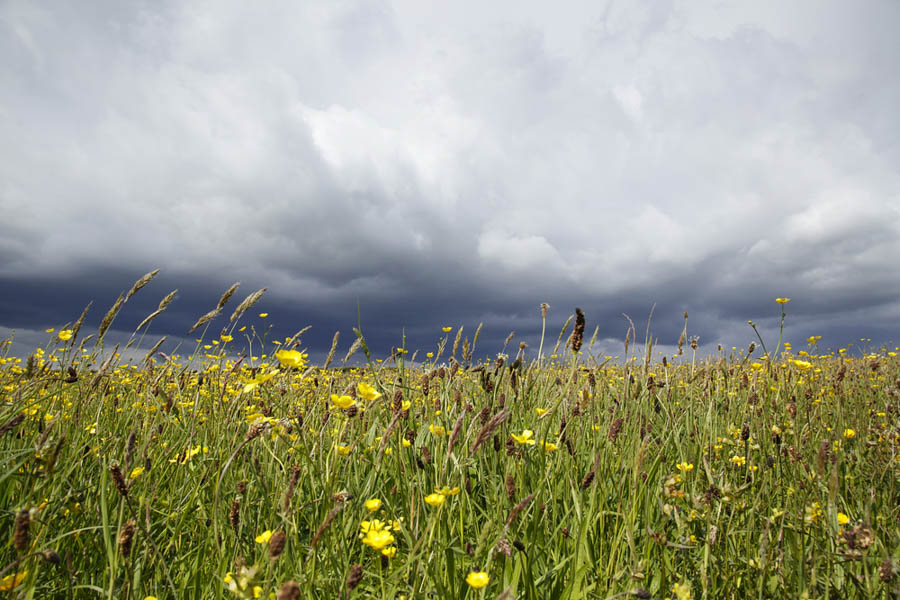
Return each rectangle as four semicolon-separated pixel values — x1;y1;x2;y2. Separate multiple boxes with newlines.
2;0;899;360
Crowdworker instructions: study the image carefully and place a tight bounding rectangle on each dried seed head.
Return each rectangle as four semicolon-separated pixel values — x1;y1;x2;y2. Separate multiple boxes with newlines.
346;564;364;592
277;581;301;600
118;520;136;556
230;288;267;323
505;493;535;527
246;422;267;441
217;282;241;310
269;531;286;560
310;505;343;548
125;269;160;302
230;499;241;532
741;422;750;442
608;418;624;444
880;558;896;582
541;303;549;319
571;308;585;353
97;294;125;341
41;549;62;564
110;464;128;497
13;509;30;553
236;480;247;495
505;474;516;500
581;470;595;489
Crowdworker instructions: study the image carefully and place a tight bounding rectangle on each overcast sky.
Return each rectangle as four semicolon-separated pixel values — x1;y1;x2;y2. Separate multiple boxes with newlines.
2;0;899;362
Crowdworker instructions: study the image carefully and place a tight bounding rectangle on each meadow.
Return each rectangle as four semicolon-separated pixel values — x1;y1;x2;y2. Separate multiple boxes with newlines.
1;273;898;599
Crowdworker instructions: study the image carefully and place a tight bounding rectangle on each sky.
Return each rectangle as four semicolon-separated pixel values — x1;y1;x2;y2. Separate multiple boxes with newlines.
1;0;899;362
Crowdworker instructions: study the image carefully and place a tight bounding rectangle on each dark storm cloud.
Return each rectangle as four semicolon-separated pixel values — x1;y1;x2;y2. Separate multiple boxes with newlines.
1;0;899;361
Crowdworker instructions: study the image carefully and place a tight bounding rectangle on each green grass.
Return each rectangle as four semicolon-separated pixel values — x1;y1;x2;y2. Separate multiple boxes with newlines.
0;288;898;599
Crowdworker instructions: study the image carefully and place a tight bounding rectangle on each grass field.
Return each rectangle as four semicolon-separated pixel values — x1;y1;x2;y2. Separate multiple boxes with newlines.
1;277;898;599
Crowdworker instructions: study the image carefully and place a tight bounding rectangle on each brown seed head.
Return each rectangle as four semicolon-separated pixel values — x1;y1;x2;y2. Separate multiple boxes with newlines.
277;581;301;600
346;564;364;592
13;509;30;553
110;464;128;497
269;531;286;560
118;520;136;556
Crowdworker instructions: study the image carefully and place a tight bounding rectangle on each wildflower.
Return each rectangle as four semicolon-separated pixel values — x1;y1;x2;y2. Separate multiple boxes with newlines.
365;498;382;512
221;334;233;342
676;462;694;473
58;330;73;341
274;349;307;369
775;298;790;304
672;581;691;600
510;430;536;445
731;455;746;467
426;352;434;358
843;429;855;439
429;424;446;436
465;571;490;589
255;530;274;544
435;486;461;496
442;327;452;333
336;445;351;455
837;512;850;526
381;546;397;558
358;382;381;401
790;360;812;370
804;502;823;525
259;313;268;318
424;493;446;507
361;528;395;550
540;441;559;451
401;400;411;411
129;466;145;479
535;408;548;416
0;571;26;591
331;395;356;410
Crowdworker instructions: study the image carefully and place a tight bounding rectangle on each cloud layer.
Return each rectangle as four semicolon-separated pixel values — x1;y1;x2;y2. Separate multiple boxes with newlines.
1;0;899;358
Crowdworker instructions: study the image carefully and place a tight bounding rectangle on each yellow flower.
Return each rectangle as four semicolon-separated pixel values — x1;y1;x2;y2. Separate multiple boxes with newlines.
274;349;307;369
362;528;395;550
424;493;446;507
358;382;381;401
837;512;850;526
465;571;490;589
731;455;746;467
365;498;382;512
510;430;536;445
426;352;434;359
429;424;446;436
58;330;74;341
790;359;812;370
381;546;397;558
259;313;268;318
672;581;691;600
255;530;273;544
402;439;411;447
775;298;790;304
331;394;356;409
0;571;26;591
221;334;233;343
540;441;559;451
535;408;548;416
442;326;452;333
676;462;694;472
435;486;461;496
144;597;158;600
336;445;351;455
129;466;145;479
843;429;855;439
401;400;411;411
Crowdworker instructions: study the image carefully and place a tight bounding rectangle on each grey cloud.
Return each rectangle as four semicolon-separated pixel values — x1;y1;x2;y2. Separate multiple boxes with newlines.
1;0;899;361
